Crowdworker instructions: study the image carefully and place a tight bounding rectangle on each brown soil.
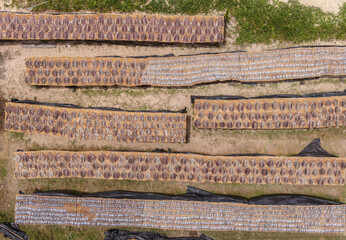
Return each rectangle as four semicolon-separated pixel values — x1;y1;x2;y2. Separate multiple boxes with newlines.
281;0;345;14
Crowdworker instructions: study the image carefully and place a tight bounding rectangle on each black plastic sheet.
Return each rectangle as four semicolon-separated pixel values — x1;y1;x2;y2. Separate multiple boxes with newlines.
297;138;336;157
29;185;342;205
104;229;213;240
191;90;346;103
0;223;28;240
101;45;345;59
10;99;186;114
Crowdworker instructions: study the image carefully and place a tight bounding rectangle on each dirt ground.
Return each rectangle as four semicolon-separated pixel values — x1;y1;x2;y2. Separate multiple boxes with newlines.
0;1;345;240
281;0;345;14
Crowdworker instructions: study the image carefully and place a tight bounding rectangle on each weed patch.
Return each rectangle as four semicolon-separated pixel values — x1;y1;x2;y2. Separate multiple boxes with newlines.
8;132;25;140
0;166;7;180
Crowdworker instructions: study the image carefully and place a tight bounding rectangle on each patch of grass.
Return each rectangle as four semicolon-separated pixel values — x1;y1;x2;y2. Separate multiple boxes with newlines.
219;0;346;44
22;225;102;240
204;126;346;138
7;131;32;144
0;209;14;222
8;131;25;140
30;85;41;89
137;102;149;110
82;87;171;98
81;88;146;98
18;225;346;240
0;166;7;180
305;78;344;86
9;0;346;44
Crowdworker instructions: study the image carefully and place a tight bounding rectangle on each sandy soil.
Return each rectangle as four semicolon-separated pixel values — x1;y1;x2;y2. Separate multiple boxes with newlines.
281;0;345;14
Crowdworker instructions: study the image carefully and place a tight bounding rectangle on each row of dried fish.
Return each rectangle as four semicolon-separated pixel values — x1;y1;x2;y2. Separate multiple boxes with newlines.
5;102;187;143
193;95;346;130
24;47;345;87
13;151;346;185
141;47;345;86
25;57;147;86
15;194;346;233
0;12;224;43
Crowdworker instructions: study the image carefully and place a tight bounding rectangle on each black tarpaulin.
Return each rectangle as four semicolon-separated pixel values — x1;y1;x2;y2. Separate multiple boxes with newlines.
190;90;346;103
10;99;186;114
297;138;336;157
0;223;28;240
104;229;213;240
28;185;342;205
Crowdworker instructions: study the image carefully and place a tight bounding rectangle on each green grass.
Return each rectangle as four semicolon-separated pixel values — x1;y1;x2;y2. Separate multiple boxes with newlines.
8;131;25;140
7;131;32;144
8;0;346;44
0;209;14;222
219;0;346;44
82;88;147;98
81;87;168;99
0;166;7;180
197;125;345;140
17;225;346;240
21;226;102;240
